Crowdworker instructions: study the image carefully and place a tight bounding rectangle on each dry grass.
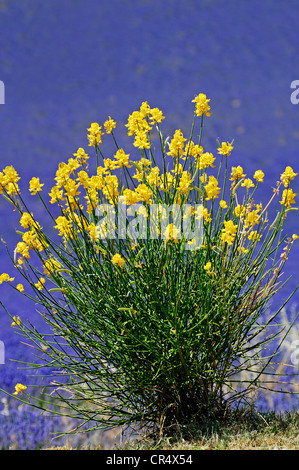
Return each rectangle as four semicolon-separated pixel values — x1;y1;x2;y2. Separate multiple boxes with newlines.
130;410;299;451
43;410;299;450
121;410;299;451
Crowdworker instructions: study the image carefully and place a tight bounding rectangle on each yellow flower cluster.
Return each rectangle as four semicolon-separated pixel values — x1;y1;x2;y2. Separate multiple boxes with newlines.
178;171;192;195
218;141;234;157
73;147;89;165
280;188;297;208
279;166;297;208
241;178;255;190
203;175;220;200
19;212;35;229
0;166;20;195
13;383;27;395
254;170;264;183
11;315;21;326
230;166;246;181
244;208;260;229
35;277;45;291
221;220;238;246
0;273;14;284
111;253;125;268
197;152;216;170
0;93;297;300
104;116;116;134
43;258;62;276
167;129;187;158
126;101;165;150
54;216;72;239
232;203;263;246
29;177;44;195
15;218;45;265
204;261;215;275
87;122;104;147
192;93;211;117
164;223;180;243
280;166;297;187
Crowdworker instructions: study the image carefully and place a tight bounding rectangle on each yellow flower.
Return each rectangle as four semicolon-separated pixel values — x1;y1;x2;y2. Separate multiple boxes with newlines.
13;383;27;395
204;176;220;200
280;188;297;208
5;181;20;195
146;166;161;187
126;109;151;136
87;122;104;146
238;246;249;254
43;258;61;275
241;178;255;189
219;200;228;209
171;162;183;174
111;253;125;268
73;147;89;165
184;141;203;160
114;148;131;168
204;261;215;275
218;141;234;157
22;229;44;252
192;93;211;117
149;107;165;125
49;186;64;204
19;212;35;229
54;162;72;187
230;166;246;181
280;166;297;188
29;177;44;195
54;216;72;238
35;277;45;291
76;170;90;189
167;129;187;158
292;234;299;240
139;101;151;117
248;230;262;242
15;241;30;264
104;116;116;134
135;183;152;203
221;220;238;246
11;316;21;326
197;152;216;170
164;223;180;243
63;179;80;199
86;223;99;242
1;165;20;185
16;284;24;292
132;130;150;149
102;174;119;204
253;170;265;183
0;273;14;284
195;205;212;223
121;188;141;205
67;157;80;173
234;204;245;218
244;210;260;228
178;171;192;195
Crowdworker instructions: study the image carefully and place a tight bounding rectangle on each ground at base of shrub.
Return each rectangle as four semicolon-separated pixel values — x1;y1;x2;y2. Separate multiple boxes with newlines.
127;410;299;451
44;410;299;450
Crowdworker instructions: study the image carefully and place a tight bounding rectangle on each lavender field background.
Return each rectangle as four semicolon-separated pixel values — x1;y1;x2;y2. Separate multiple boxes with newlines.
0;0;299;449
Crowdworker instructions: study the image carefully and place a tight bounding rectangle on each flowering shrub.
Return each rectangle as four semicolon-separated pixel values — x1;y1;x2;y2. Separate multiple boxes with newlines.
0;93;298;437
